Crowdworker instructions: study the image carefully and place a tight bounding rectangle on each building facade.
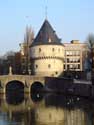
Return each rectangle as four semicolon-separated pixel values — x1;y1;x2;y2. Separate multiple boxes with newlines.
19;20;89;77
64;40;88;71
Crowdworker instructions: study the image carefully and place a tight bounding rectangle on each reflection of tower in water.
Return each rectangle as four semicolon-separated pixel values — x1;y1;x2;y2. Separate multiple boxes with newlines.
34;94;93;125
35;107;89;125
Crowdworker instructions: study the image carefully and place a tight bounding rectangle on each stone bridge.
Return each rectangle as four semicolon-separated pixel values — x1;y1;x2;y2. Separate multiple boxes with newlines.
0;75;45;93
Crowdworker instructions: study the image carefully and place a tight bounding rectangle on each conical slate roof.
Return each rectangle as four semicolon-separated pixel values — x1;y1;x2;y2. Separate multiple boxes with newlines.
31;19;62;46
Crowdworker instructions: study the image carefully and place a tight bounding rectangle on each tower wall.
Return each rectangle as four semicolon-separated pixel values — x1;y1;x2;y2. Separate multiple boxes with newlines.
31;45;64;77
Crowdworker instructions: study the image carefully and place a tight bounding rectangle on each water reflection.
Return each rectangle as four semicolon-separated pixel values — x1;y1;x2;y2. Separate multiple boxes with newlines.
38;94;93;125
31;92;44;102
45;94;91;109
6;91;24;105
0;93;93;125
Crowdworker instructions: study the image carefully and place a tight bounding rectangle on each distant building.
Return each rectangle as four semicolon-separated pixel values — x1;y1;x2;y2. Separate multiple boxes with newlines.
64;40;88;71
0;52;21;75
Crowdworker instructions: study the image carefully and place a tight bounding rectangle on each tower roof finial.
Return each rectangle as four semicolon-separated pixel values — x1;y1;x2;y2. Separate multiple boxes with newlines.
45;0;48;20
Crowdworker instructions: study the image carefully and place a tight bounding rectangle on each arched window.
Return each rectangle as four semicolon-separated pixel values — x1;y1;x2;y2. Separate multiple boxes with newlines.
48;64;51;68
36;65;38;68
39;48;41;52
52;48;55;52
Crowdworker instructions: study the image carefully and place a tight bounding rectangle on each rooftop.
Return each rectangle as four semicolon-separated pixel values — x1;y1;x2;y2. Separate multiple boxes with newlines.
31;19;62;46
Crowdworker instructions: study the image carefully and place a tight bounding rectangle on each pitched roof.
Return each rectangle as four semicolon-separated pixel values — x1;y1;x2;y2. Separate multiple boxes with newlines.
31;19;62;46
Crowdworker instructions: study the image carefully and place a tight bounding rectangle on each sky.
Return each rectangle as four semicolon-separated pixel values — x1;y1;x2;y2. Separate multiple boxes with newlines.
0;0;94;55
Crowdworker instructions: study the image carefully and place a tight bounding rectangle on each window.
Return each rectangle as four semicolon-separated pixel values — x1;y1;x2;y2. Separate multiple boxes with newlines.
69;51;72;55
36;65;38;68
66;51;69;56
76;51;80;56
69;58;73;63
78;59;80;62
67;65;70;70
48;64;51;68
70;64;73;69
52;48;55;52
39;48;41;52
78;64;80;69
67;58;69;63
64;64;65;69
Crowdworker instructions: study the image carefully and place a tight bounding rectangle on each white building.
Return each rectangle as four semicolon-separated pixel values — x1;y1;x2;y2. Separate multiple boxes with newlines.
30;19;65;77
64;40;88;71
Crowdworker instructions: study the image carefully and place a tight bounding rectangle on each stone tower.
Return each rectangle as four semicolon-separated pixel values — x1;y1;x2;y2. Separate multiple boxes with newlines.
30;19;64;77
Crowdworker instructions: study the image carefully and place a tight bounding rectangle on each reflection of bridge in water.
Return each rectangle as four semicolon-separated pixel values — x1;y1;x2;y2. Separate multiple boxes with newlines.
0;94;44;112
0;75;45;93
0;94;94;125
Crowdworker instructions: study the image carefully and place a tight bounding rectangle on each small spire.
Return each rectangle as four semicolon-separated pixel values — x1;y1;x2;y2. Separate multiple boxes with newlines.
45;0;48;20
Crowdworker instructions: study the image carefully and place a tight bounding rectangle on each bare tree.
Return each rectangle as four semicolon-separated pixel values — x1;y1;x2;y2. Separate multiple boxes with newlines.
24;25;34;46
86;33;94;51
2;51;15;60
21;26;34;74
24;25;34;62
86;33;94;83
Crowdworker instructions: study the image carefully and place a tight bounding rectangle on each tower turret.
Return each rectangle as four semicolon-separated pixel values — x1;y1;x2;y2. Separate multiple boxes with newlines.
30;20;64;77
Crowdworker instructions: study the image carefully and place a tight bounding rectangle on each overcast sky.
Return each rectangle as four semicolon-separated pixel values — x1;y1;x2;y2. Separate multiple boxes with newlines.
0;0;94;55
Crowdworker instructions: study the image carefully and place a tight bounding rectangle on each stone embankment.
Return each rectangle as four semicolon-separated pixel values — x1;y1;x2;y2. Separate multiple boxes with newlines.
45;77;94;99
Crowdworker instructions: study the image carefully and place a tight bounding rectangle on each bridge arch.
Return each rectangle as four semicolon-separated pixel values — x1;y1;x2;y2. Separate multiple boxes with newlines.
6;80;24;93
30;81;44;93
0;75;45;93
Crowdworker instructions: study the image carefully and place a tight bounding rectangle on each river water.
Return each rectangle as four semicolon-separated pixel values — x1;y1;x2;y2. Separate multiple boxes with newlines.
0;92;94;125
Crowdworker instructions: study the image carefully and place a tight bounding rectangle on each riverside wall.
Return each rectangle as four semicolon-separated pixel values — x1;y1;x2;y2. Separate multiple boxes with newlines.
45;77;94;99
